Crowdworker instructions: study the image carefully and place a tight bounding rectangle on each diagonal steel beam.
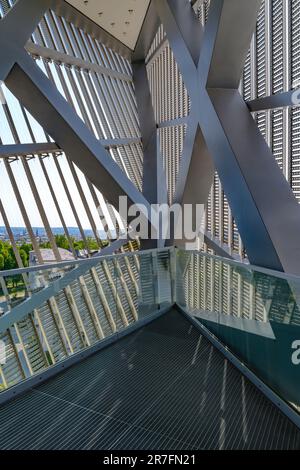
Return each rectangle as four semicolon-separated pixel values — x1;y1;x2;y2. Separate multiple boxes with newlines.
171;128;215;248
203;231;234;260
155;0;214;248
203;0;260;89
172;112;199;205
166;0;203;67
156;0;300;274
133;0;161;62
0;0;53;81
154;0;197;96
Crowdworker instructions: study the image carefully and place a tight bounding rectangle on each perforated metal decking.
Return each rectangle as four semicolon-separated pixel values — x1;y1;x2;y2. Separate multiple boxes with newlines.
0;309;299;450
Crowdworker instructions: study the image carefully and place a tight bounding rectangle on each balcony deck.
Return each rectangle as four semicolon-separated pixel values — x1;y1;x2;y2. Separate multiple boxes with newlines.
0;309;299;450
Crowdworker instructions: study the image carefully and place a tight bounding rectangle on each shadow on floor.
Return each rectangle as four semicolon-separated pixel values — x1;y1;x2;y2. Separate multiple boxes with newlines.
0;309;299;450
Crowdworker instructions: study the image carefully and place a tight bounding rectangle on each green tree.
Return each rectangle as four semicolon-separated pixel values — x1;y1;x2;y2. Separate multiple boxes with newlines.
40;241;51;249
0;253;4;271
19;248;28;267
86;237;99;250
55;234;70;250
4;254;16;271
19;243;32;256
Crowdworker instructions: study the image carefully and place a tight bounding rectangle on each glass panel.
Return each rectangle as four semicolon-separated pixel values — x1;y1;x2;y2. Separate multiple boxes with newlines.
138;251;159;317
0;262;79;310
176;249;300;413
157;250;172;309
0;249;173;393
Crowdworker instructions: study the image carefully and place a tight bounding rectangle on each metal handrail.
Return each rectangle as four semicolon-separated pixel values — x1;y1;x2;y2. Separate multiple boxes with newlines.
0;246;173;278
2;243;300;285
0;247;174;334
176;248;300;283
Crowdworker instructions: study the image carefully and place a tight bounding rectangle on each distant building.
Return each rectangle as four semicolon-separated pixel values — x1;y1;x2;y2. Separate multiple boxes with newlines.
29;248;75;291
29;248;75;266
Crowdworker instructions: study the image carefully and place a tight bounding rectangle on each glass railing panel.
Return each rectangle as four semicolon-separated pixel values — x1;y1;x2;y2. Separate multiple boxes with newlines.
156;249;173;309
176;248;300;412
0;248;174;395
0;262;80;315
138;251;159;316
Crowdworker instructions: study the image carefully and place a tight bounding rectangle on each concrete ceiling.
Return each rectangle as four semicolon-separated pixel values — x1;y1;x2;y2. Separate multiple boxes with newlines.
66;0;150;50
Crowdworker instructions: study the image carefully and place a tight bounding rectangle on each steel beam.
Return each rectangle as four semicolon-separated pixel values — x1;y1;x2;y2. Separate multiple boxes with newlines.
166;0;203;66
133;0;161;62
26;42;132;82
204;1;261;89
247;91;299;112
0;0;52;81
0;138;140;159
0;142;60;158
203;231;235;260
175;126;214;245
156;0;213;248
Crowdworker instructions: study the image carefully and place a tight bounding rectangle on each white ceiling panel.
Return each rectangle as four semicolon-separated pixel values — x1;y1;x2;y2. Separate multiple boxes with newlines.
66;0;150;49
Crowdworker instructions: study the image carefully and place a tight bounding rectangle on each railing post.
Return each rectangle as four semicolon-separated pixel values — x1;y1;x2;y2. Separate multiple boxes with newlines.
0;276;10;313
151;251;160;309
169;247;177;304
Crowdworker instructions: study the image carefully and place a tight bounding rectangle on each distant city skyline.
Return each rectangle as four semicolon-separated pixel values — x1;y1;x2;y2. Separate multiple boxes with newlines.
0;225;111;239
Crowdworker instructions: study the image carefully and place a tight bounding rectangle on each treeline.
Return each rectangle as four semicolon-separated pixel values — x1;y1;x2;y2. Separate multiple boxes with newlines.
0;241;29;271
0;235;108;271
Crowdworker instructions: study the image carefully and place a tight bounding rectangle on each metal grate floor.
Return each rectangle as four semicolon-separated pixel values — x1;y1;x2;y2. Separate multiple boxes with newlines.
0;309;299;450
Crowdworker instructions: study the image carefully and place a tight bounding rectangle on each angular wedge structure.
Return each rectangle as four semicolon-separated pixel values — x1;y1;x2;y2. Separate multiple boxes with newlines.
0;0;300;451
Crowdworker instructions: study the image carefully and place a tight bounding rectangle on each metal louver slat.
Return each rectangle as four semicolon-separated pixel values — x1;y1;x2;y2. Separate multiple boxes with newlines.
0;331;25;388
82;270;112;337
272;109;284;171
15;315;47;373
55;290;83;352
69;279;98;345
256;2;266;98
272;0;284;94
37;302;67;363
